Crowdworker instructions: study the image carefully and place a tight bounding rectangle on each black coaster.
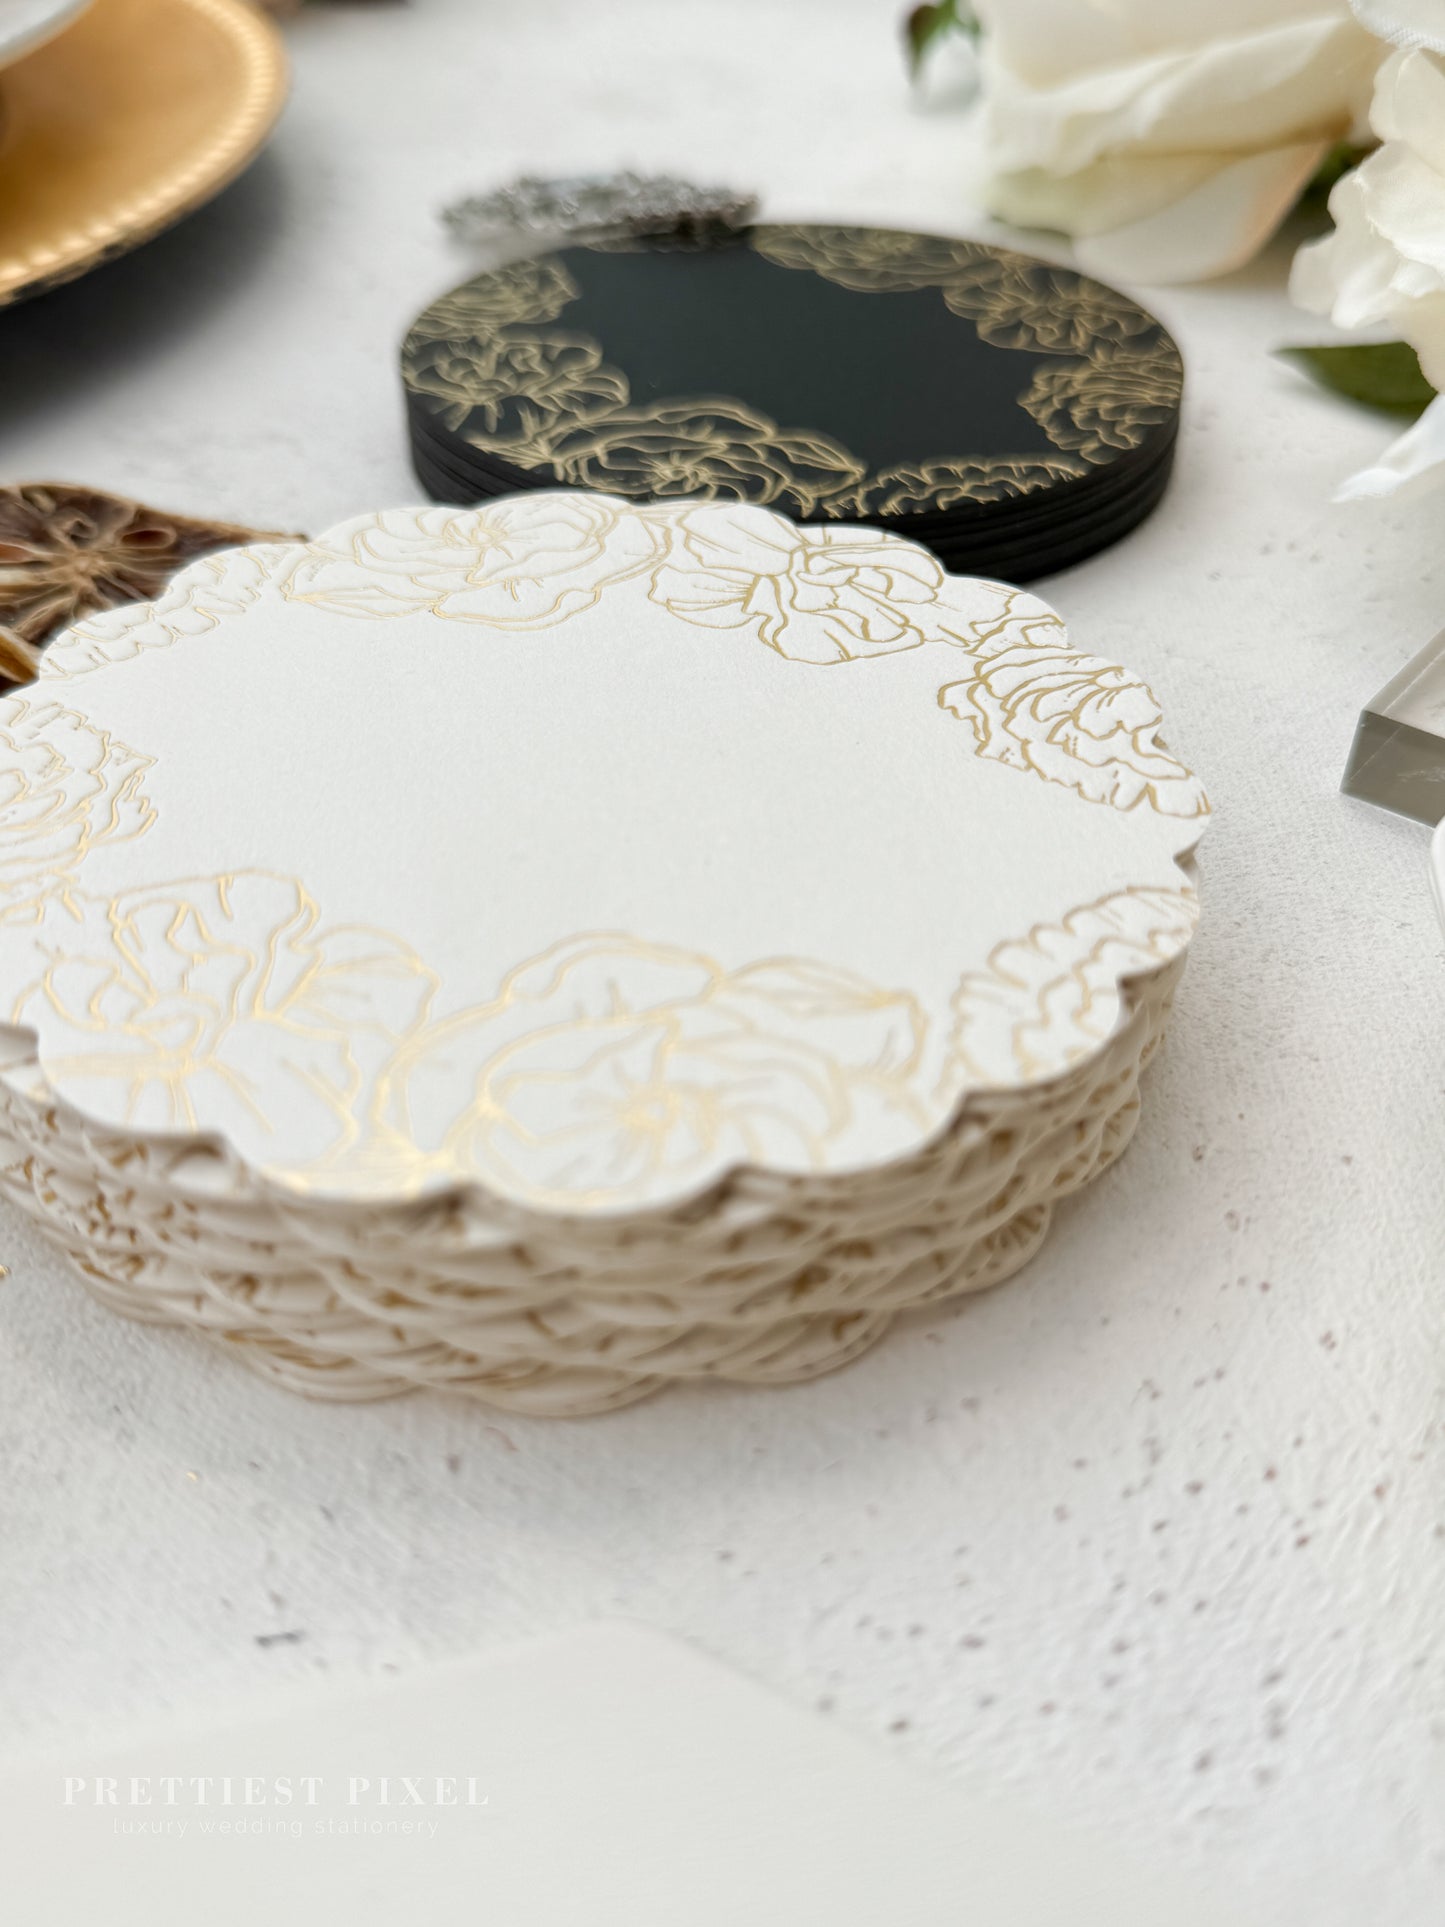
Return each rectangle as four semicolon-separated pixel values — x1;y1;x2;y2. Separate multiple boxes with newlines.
401;225;1184;580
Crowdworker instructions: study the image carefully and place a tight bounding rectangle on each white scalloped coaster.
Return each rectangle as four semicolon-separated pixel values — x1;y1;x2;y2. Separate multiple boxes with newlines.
0;493;1206;1217
0;494;1209;1405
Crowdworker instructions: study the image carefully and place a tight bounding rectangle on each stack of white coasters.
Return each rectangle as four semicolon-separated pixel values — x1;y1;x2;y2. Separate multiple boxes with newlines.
0;494;1208;1412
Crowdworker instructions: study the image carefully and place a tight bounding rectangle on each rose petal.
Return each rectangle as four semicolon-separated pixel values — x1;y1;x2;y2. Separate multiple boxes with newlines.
1069;142;1327;283
1371;44;1445;182
1334;389;1445;496
1351;0;1445;55
983;14;1374;175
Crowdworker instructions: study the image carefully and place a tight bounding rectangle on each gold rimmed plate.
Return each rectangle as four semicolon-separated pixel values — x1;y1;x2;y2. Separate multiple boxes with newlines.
0;0;286;306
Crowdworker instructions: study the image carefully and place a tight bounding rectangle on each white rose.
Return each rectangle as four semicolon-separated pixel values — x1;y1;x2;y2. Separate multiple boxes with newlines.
1350;0;1445;52
974;0;1381;283
1290;33;1445;496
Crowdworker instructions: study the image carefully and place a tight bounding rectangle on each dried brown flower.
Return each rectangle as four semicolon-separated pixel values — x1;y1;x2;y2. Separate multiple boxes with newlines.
0;483;298;688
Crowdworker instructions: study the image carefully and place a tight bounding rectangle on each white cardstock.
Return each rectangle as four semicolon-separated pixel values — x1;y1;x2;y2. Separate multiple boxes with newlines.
0;1622;1264;1926
0;493;1207;1212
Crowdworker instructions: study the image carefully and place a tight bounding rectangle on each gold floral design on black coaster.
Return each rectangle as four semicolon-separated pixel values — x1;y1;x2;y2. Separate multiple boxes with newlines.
402;225;1183;521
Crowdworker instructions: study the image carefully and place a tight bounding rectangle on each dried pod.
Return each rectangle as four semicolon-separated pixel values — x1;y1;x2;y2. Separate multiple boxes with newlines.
0;482;299;686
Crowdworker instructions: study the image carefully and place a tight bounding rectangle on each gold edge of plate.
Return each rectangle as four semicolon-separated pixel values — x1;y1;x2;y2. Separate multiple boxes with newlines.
0;0;289;305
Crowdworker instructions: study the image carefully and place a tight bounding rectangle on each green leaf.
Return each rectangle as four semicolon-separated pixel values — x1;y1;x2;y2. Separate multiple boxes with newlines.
1277;341;1438;418
1295;141;1373;216
904;0;979;76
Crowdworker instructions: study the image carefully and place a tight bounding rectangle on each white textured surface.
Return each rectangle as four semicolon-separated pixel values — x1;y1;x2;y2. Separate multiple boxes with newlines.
2;1625;1259;1924
0;2;1440;1920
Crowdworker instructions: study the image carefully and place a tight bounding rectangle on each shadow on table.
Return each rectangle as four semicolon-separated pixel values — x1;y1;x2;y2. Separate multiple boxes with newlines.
0;149;287;445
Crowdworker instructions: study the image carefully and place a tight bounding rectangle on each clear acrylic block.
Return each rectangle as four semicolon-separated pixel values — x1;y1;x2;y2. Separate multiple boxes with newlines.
1342;630;1445;825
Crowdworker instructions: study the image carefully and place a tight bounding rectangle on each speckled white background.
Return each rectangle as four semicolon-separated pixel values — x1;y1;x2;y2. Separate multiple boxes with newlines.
1;2;1442;1919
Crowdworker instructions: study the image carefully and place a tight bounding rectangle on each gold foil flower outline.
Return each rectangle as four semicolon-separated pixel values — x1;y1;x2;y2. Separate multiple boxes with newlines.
862;455;1086;514
284;496;663;629
1020;339;1184;462
39;545;295;683
647;501;947;662
403;229;1182;514
378;933;931;1205
544;400;868;516
944;887;1200;1089
403;258;581;344
753;225;1164;356
937;656;1209;819
0;872;438;1163
0;500;1207;1206
0;698;155;908
410;330;630;452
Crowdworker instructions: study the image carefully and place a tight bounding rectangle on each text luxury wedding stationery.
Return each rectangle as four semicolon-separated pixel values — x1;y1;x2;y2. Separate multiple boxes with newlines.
1;1623;1269;1924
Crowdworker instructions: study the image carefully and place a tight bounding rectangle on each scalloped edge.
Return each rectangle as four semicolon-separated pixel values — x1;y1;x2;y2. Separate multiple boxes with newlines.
4;493;1208;1221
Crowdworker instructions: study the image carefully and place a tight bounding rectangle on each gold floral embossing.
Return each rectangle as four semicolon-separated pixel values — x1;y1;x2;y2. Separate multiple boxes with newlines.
403;229;1182;516
285;496;661;628
720;956;931;1134
865;456;1085;514
940;255;1159;356
398;271;871;510
547;400;867;515
0;500;1207;1209
2;873;437;1160
751;224;982;294
379;934;929;1205
944;887;1198;1087
756;227;1182;466
403;258;581;344
926;579;1069;658
648;501;945;662
1020;339;1183;462
937;633;1208;818
928;576;1205;826
753;225;1161;355
0;699;154;904
39;545;293;682
410;332;630;451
